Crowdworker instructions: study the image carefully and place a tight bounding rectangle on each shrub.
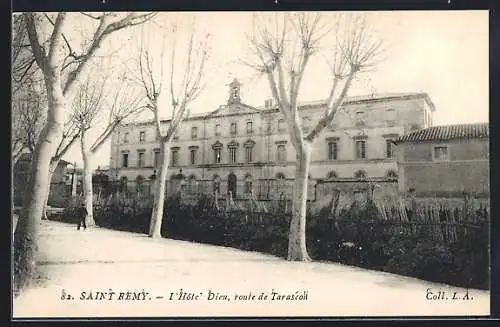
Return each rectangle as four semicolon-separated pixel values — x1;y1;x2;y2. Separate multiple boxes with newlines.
54;192;489;290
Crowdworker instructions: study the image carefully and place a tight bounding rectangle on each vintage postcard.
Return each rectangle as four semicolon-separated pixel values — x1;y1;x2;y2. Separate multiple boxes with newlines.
12;10;490;318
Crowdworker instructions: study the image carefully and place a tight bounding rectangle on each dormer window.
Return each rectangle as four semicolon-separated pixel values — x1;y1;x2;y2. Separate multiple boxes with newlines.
355;111;365;127
386;108;396;126
302;116;311;132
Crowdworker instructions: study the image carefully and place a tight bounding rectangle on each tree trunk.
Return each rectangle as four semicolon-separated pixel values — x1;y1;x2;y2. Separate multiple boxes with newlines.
149;141;169;238
41;185;50;220
287;141;312;261
41;161;58;220
13;84;65;293
81;142;95;227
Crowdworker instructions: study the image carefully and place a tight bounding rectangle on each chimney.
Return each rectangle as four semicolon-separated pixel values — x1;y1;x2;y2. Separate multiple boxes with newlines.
264;99;273;109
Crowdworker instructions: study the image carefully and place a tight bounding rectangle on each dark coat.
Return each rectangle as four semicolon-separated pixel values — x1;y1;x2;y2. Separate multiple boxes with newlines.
76;206;88;220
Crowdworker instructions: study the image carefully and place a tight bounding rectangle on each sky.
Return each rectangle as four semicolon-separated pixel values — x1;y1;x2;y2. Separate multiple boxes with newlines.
33;11;489;168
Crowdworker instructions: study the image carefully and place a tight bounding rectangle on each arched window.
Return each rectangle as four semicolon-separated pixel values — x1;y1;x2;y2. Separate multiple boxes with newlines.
386;170;398;181
326;171;338;180
213;174;221;193
354;170;367;180
244;174;253;194
276;172;286;180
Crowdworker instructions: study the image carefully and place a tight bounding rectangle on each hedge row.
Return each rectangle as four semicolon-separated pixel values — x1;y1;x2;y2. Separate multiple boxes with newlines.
56;194;489;290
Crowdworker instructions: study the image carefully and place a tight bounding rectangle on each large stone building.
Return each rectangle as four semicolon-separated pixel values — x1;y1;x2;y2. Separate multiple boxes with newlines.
109;79;435;199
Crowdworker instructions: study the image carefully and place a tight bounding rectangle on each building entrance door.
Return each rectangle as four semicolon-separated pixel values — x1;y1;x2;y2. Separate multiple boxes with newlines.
228;173;237;199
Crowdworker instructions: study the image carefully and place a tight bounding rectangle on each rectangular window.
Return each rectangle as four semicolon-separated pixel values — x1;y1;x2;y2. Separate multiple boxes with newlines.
229;147;237;164
277;145;286;162
153;150;160;168
266;119;272;133
122;153;129;168
246;146;253;163
355;140;366;159
386;139;394;158
190;149;198;165
123;132;129;144
433;145;449;161
230;122;237;135
278;119;285;132
139;131;146;143
214;148;221;163
191;126;198;139
328;142;338;160
171;149;179;167
137;151;145;168
246;121;253;134
215;124;221;136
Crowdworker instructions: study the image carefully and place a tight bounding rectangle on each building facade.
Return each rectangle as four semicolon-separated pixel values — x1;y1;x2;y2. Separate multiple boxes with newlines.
109;79;435;199
394;123;489;197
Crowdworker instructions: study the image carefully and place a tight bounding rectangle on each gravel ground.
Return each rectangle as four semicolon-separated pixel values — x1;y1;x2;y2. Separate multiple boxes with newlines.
12;220;490;318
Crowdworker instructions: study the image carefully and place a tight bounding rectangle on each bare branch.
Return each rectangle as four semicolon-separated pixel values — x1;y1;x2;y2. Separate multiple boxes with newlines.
80;12;101;20
23;13;47;70
89;76;147;153
46;13;67;66
306;71;356;142
63;12;158;96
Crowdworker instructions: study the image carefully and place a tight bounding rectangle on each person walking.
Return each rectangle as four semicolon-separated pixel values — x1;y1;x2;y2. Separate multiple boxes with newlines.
77;201;88;231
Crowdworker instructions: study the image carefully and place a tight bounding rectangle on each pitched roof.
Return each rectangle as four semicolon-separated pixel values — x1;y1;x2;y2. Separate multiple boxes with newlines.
256;92;436;111
124;92;435;127
394;123;489;144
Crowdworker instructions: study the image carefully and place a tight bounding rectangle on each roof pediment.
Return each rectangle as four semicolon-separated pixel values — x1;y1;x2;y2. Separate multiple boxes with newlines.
207;103;261;117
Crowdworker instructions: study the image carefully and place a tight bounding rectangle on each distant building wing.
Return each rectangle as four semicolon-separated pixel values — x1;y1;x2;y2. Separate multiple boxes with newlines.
394;123;489;144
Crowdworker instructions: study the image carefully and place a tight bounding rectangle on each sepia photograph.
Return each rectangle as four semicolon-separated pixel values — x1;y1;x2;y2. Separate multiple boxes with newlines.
11;10;490;318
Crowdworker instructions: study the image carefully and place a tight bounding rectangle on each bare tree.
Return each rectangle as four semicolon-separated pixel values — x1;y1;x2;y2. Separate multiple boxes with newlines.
134;19;210;238
14;12;157;293
11;14;46;165
245;13;384;261
73;73;146;227
11;79;46;165
12;14;42;95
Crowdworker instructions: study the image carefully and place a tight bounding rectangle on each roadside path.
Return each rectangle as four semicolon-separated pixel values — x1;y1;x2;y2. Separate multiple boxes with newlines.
13;220;490;317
